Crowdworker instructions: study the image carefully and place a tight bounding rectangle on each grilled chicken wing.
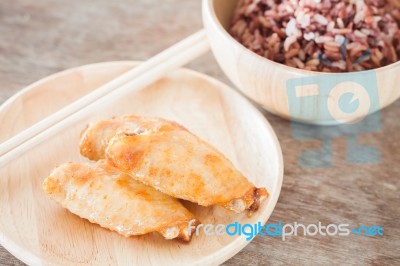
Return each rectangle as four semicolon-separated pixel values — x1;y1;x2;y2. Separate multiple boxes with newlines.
80;115;269;214
80;115;184;161
42;160;198;241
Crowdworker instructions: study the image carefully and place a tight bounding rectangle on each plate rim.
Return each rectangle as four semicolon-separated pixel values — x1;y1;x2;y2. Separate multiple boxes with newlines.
0;61;284;266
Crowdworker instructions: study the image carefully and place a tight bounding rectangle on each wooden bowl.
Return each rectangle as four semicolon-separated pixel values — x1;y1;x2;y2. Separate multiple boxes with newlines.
202;0;400;125
0;62;283;265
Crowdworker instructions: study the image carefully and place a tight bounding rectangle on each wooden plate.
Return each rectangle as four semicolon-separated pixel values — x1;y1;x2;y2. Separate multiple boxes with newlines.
0;62;283;266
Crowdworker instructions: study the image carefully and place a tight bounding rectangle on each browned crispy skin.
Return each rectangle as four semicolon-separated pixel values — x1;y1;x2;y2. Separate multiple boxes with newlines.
43;160;199;241
80;115;184;161
106;131;268;213
80;115;269;214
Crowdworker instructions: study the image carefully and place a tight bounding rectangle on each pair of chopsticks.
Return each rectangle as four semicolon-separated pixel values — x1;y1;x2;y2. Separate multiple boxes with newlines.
0;30;210;169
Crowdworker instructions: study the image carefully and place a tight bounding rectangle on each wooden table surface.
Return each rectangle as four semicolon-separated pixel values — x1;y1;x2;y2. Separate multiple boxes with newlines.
0;0;399;265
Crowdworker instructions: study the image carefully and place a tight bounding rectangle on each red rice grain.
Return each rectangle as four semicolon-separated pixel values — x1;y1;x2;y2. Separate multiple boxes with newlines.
229;0;400;72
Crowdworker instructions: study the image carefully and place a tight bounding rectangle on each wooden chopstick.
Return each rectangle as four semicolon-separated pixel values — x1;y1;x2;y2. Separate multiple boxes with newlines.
0;30;209;168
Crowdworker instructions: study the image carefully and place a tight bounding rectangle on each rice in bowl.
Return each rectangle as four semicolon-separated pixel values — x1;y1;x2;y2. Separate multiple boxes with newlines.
229;0;400;72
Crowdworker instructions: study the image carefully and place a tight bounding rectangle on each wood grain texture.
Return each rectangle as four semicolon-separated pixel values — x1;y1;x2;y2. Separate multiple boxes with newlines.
0;0;399;265
203;0;400;125
0;62;282;265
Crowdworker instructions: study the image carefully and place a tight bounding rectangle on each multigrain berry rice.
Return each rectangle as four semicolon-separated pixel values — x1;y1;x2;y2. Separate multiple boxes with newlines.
229;0;400;72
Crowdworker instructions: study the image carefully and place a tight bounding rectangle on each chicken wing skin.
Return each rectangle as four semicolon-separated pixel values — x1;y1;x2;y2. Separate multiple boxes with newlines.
80;115;269;214
80;115;183;161
42;160;198;241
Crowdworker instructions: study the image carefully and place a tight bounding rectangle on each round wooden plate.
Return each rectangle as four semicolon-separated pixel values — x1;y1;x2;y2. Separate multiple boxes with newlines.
0;62;283;266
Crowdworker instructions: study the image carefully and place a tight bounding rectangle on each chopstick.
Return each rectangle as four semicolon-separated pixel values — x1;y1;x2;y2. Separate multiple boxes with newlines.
0;30;210;169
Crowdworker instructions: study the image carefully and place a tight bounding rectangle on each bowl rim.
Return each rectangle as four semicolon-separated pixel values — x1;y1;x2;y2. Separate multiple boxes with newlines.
203;0;400;75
